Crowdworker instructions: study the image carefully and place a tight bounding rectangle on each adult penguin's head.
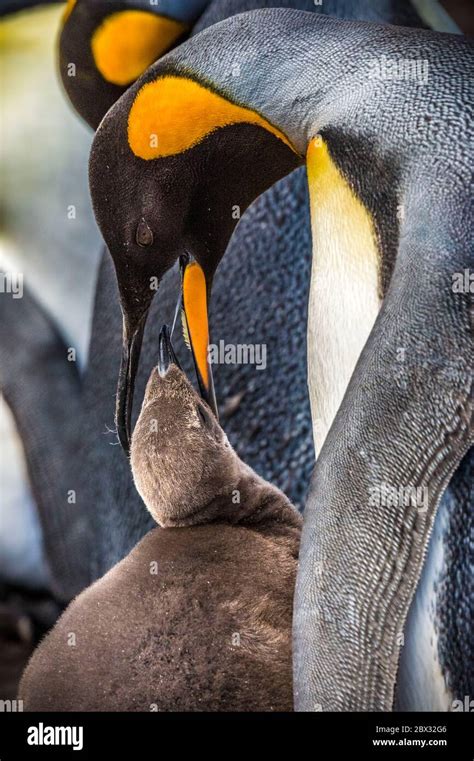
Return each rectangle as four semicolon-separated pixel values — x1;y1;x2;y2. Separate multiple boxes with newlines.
89;67;302;451
58;0;210;129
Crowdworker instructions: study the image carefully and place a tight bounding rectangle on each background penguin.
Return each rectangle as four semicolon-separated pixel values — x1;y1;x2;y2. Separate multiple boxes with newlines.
0;2;102;597
88;9;473;713
59;0;211;129
19;328;302;712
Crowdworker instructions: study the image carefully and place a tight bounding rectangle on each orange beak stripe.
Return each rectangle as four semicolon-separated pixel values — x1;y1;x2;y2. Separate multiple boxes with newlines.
182;261;209;389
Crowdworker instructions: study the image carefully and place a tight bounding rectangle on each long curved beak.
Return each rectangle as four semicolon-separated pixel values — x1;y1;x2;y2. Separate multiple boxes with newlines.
116;310;149;453
180;257;218;418
158;324;181;376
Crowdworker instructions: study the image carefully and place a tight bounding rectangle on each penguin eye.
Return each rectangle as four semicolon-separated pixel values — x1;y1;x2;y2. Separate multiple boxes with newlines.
136;218;154;248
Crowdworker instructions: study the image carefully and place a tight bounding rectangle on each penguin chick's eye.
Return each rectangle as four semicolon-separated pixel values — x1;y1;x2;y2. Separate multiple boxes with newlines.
136;218;154;248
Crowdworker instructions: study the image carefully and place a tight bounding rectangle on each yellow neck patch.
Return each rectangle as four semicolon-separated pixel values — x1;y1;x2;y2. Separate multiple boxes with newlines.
306;136;379;267
91;12;187;87
128;75;296;159
306;136;381;450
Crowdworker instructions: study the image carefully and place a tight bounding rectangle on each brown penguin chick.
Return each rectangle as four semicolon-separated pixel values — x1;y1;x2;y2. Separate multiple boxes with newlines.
19;336;302;712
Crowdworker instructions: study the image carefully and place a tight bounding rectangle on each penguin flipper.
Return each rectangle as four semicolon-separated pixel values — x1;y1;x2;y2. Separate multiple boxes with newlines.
0;282;90;601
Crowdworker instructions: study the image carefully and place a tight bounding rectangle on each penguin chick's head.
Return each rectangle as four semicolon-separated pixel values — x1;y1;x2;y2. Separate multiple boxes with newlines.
130;363;240;528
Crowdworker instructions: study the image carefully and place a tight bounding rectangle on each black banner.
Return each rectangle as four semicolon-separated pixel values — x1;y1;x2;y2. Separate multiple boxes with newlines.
0;711;473;759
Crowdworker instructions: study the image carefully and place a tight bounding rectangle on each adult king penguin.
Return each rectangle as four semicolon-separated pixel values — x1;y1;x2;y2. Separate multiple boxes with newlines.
57;0;427;588
89;10;473;711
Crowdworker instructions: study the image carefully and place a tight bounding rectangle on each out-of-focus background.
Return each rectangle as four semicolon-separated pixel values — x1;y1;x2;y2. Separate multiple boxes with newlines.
1;0;102;697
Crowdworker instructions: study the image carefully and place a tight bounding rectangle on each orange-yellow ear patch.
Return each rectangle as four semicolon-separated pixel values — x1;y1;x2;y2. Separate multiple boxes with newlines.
91;12;187;87
182;262;209;390
128;75;296;159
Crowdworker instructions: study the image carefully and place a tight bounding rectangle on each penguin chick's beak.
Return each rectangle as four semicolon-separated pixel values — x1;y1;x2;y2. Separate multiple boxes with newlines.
158;324;181;376
181;257;218;419
117;310;149;454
